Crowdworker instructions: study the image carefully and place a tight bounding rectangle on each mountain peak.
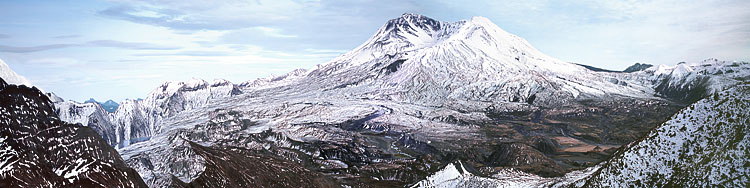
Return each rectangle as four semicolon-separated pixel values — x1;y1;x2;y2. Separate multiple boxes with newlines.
469;16;493;25
398;13;438;23
382;13;446;38
210;79;232;87
400;12;427;19
0;58;33;87
100;99;119;113
84;98;98;103
356;13;550;61
623;62;653;73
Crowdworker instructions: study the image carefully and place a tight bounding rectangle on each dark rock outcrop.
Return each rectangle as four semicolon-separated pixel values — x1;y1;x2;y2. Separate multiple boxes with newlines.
0;78;147;187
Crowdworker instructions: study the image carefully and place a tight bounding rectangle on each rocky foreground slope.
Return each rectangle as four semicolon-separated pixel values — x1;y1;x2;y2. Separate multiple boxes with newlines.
414;83;750;187
0;78;146;187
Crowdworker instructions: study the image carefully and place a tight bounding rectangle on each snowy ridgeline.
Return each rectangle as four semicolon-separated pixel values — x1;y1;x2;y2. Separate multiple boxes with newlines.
50;78;242;148
414;83;750;187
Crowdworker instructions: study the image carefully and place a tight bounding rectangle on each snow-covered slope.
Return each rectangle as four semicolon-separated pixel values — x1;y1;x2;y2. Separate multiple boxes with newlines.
413;161;597;188
238;68;307;90
54;99;119;146
52;78;243;148
111;78;242;147
579;82;750;187
0;78;147;187
414;82;750;187
138;78;242;133
0;58;32;87
626;58;750;103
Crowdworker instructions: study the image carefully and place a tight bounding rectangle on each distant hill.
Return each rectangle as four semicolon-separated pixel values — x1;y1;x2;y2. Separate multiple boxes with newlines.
623;63;653;73
83;98;120;113
575;63;621;73
101;100;119;113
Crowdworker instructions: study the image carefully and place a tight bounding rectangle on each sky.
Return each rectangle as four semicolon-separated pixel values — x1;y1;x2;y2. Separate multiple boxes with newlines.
1;0;748;102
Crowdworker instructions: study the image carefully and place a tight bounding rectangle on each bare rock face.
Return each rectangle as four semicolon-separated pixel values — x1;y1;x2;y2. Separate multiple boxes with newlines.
171;142;338;188
623;63;653;73
0;78;147;187
485;143;566;177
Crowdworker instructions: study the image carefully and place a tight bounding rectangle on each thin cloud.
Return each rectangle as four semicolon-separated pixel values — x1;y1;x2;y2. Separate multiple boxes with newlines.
25;57;85;68
255;27;297;38
0;44;76;53
0;34;9;39
97;0;314;30
87;40;181;50
0;40;180;53
53;34;82;39
133;50;232;57
303;48;349;54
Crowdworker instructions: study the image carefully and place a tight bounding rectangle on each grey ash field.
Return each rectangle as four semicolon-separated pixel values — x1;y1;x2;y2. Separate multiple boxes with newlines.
1;14;749;187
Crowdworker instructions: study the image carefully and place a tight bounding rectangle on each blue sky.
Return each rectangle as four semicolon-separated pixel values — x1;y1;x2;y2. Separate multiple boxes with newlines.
1;0;748;102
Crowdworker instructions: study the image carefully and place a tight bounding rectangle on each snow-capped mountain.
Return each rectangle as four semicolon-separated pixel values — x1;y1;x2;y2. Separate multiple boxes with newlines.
54;98;120;146
52;78;243;148
0;78;147;187
413;82;750;187
140;78;242;132
113;78;243;147
109;14;686;187
643;59;749;103
0;58;32;87
608;58;749;104
272;13;655;108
